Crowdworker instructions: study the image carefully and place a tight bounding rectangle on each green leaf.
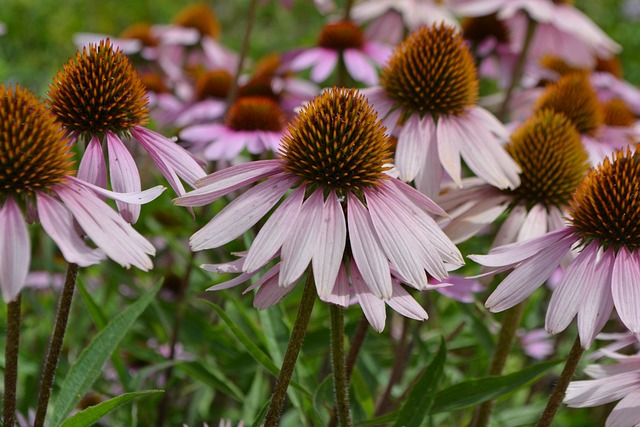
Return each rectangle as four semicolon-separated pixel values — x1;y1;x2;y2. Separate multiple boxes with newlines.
393;337;446;427
178;361;244;401
49;285;161;427
59;390;163;427
430;359;562;414
201;300;311;397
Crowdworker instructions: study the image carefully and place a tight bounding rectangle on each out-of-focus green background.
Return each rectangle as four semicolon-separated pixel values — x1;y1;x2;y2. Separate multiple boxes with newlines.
1;0;639;95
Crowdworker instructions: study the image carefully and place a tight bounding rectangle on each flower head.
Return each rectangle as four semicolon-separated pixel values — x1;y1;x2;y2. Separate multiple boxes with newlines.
0;85;160;302
176;87;463;331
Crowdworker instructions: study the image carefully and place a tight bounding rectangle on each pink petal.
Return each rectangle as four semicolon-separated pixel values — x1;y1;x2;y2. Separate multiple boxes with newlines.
578;247;615;348
348;194;393;299
312;192;347;297
493;203;528;247
612;247;640;333
343;49;378;85
190;175;293;251
280;191;324;287
607;390;640;427
320;263;350;307
565;375;640;408
0;197;30;302
66;176;164;204
517;204;549;242
36;193;104;267
395;114;431;182
386;283;428;321
254;266;295;309
243;187;305;273
289;48;326;72
106;132;142;223
412;118;442;200
310;49;338;82
351;260;386;332
436;117;463;187
77;135;107;189
388;179;447;217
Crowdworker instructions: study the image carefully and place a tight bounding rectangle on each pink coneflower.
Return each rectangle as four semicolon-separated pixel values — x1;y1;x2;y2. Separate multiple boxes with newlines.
456;0;621;68
0;85;160;302
288;20;392;85
439;110;590;246
520;329;554;360
175;88;463;331
470;148;640;348
47;39;206;223
364;23;521;199
565;353;640;426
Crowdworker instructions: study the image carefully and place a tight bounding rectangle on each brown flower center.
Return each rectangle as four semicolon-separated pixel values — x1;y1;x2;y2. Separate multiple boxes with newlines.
534;73;603;136
225;97;285;132
596;56;623;79
48;39;149;137
505;110;589;208
281;88;392;194
462;14;510;45
120;23;158;47
602;98;636;127
539;55;588;77
0;85;74;195
380;23;478;117
318;21;364;51
570;148;640;251
195;70;233;100
173;3;221;40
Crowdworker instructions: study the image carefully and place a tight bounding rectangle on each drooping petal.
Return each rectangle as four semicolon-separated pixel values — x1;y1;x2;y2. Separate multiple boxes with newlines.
612;247;640;333
312;192;347;297
106;131;142;223
310;49;339;83
565;375;640;408
243;187;304;273
386;282;428;321
254;266;296;309
606;390;640;427
0;197;30;302
279;191;324;287
493;203;528;247
66;176;164;204
517;204;549;242
320;263;350;308
388;178;447;217
351;260;386;332
343;49;378;85
578;247;615;348
413;121;443;200
37;193;104;267
436;116;463;187
77;135;107;189
348;193;392;299
190;175;294;251
395;114;431;183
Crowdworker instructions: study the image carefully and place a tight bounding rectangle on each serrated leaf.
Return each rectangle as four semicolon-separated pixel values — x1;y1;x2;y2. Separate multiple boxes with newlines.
430;359;562;414
393;337;446;427
60;390;163;427
49;284;161;427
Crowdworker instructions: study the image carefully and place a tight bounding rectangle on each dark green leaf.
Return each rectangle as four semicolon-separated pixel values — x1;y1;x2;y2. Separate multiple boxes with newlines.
178;361;244;401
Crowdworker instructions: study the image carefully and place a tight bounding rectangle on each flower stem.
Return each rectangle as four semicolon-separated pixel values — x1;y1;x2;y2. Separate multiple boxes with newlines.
471;301;526;427
330;304;352;426
536;336;585;427
3;294;22;427
264;272;317;427
34;262;79;427
225;0;260;109
497;16;537;121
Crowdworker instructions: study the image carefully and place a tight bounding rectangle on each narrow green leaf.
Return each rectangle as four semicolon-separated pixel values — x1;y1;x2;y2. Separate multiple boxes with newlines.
201;300;311;397
460;304;495;354
178;361;244;401
60;390;163;427
355;410;399;427
50;285;161;427
393;337;446;427
430;359;562;414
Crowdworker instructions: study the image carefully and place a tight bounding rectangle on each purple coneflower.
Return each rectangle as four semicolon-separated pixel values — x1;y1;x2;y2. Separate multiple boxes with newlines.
364;23;521;199
175;87;464;331
471;148;640;348
47;39;206;223
0;85;160;302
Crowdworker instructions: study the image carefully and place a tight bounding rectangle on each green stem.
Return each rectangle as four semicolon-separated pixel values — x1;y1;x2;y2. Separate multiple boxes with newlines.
225;0;260;109
536;336;585;427
330;305;352;427
264;272;317;427
34;262;79;427
3;294;22;427
497;16;538;121
471;301;527;427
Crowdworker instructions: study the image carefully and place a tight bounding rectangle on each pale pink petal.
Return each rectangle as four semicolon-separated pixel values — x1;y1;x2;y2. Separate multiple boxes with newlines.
36;193;104;267
348;193;393;299
343;49;378;85
413;117;442;200
388;179;447;217
546;242;598;336
612;247;640;333
517;204;549;242
77;135;107;189
244;263;280;294
436;117;463;187
313;192;347;297
254;268;296;309
190;175;294;251
66;176;164;204
443;193;510;244
106;132;142;223
395;114;430;182
175;160;282;207
485;233;575;312
362;41;393;65
578;247;615;348
320;263;350;307
206;272;255;291
289;48;326;72
0;197;30;302
202;258;245;274
493;203;528;247
360;87;398;130
351;260;386;332
607;390;640;427
280;191;324;287
53;183;155;271
243;187;305;273
386;283;428;321
565;375;640;408
310;50;339;83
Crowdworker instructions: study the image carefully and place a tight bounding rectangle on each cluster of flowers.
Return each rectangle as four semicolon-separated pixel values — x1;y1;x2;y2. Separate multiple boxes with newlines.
5;0;640;424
